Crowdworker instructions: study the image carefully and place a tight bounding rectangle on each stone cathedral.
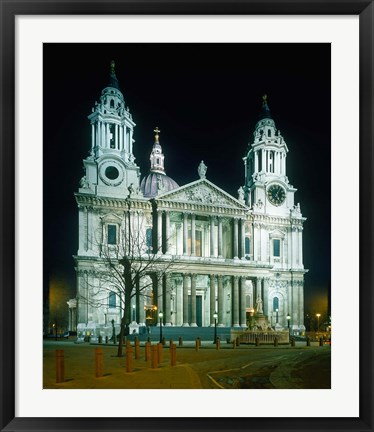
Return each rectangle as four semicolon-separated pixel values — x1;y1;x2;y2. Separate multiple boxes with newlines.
69;62;307;337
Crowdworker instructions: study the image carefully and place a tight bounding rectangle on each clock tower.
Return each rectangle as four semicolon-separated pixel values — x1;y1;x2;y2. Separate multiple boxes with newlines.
243;95;297;217
78;61;141;199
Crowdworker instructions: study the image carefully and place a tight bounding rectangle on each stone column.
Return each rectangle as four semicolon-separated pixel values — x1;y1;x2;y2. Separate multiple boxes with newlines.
164;274;172;326
157;210;163;253
191;214;196;256
182;274;189;327
190;274;197;327
183;213;188;255
240;218;245;259
106;123;110;148
209;275;216;326
217;217;223;258
165;211;170;254
123;124;127;152
299;227;303;266
233;218;239;259
240;277;247;327
210;216;215;257
91;123;95;151
254;150;259;173
292;280;299;325
232;276;240;327
115;124;118;149
217;275;224;326
299;281;304;327
129;129;133;155
263;278;269;317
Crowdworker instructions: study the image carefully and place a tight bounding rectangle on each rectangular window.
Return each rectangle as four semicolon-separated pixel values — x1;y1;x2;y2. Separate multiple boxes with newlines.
146;228;152;252
195;230;202;257
107;224;117;245
109;291;116;308
245;237;251;255
273;239;281;257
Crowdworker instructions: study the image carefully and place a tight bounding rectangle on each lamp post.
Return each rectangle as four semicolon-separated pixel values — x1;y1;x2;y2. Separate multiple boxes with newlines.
132;304;136;322
159;311;163;343
287;314;291;335
213;311;218;344
316;313;321;334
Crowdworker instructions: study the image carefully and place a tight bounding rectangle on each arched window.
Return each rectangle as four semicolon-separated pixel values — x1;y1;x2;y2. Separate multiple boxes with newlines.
268;129;271;137
273;297;279;311
109;291;116;308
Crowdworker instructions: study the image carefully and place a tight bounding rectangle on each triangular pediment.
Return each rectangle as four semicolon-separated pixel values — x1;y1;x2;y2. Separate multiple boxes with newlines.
156;179;248;210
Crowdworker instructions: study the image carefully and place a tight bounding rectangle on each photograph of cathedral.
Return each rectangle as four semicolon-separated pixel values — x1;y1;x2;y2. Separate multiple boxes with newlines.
44;43;331;352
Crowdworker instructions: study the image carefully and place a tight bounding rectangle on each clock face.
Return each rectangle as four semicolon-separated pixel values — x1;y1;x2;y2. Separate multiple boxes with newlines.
99;160;124;186
267;184;286;206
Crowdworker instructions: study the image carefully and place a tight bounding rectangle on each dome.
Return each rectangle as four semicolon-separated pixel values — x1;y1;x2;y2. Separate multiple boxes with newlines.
140;172;179;198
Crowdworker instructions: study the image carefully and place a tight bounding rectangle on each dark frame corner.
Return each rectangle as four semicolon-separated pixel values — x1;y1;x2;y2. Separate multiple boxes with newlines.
1;1;373;431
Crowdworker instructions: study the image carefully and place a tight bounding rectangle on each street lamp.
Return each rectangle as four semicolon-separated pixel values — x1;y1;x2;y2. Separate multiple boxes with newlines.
213;311;218;344
132;304;136;322
286;314;291;335
159;311;163;343
316;313;321;333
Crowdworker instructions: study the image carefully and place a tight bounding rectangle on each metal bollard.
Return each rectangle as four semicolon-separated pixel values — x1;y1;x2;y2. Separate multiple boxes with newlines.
162;336;166;346
274;337;278;347
95;347;103;377
319;337;324;346
255;337;260;347
98;335;102;344
236;337;240;347
55;349;64;383
306;337;311;347
157;342;163;364
178;336;183;347
151;345;158;369
105;336;108;344
291;337;295;347
170;343;176;366
126;345;133;373
232;340;236;349
147;336;151;343
216;337;220;350
113;335;117;344
145;341;151;361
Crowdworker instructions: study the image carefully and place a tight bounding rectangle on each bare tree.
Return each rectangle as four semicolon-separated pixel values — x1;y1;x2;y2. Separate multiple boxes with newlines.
77;198;179;357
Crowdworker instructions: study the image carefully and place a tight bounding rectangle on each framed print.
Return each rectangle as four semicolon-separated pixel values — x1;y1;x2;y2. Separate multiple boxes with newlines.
1;1;373;431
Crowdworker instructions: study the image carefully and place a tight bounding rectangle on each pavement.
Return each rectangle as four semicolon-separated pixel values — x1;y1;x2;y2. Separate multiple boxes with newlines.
43;339;331;389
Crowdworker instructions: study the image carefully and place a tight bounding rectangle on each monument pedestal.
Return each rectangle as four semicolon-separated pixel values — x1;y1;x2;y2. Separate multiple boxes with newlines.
254;313;269;330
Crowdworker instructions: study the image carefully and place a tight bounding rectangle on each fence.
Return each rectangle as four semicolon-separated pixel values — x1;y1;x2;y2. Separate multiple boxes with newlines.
231;329;290;344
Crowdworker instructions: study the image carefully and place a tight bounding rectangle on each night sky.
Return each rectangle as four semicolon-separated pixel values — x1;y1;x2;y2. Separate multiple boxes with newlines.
43;43;331;323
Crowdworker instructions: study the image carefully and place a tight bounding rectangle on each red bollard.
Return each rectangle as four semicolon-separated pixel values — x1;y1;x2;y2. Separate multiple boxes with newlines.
135;339;140;359
151;345;158;369
157;342;163;364
216;337;220;350
170;343;176;366
95;347;103;377
126;345;133;373
145;341;151;362
55;349;64;383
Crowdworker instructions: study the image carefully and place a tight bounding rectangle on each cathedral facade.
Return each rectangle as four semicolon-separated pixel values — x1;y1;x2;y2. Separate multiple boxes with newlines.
70;62;307;336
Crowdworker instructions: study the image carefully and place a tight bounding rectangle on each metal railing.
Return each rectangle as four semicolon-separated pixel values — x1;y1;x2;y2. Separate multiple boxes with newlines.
231;329;290;344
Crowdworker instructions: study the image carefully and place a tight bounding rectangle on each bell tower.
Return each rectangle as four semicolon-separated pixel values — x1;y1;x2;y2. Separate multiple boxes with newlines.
243;95;297;217
78;61;141;198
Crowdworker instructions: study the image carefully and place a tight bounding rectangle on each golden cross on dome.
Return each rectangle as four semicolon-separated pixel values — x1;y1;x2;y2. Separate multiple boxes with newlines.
154;127;161;143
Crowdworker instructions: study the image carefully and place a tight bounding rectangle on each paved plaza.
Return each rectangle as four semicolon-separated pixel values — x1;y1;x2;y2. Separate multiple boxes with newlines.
43;340;331;389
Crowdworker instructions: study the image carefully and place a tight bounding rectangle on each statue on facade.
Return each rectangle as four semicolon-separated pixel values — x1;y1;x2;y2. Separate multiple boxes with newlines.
80;175;89;189
255;294;263;314
238;186;245;203
128;183;134;197
198;160;207;179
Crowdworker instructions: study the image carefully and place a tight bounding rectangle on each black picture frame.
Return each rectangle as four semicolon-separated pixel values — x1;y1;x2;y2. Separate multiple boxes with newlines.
1;1;372;431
